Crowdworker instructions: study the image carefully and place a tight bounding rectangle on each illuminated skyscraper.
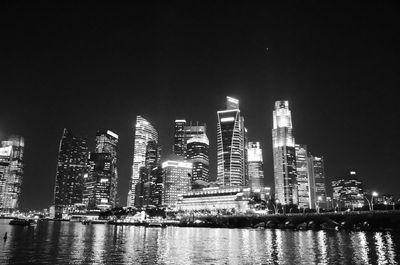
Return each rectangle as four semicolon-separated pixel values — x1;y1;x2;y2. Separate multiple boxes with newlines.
84;130;118;210
0;135;24;211
185;122;206;140
308;155;327;209
173;119;186;156
54;129;88;217
295;144;310;208
162;160;192;207
186;135;209;188
128;116;158;207
217;96;246;186
247;142;264;190
272;101;298;205
332;171;364;210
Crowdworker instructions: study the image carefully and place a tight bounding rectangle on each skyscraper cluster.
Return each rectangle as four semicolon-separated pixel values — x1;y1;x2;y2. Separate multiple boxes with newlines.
272;101;327;210
0;135;24;212
53;129;118;218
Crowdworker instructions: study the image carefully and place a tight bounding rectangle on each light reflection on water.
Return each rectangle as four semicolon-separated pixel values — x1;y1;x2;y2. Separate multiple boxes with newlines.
0;220;399;264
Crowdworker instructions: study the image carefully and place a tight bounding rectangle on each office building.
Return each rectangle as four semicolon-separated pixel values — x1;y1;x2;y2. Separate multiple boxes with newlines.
84;130;118;210
54;129;88;217
308;155;327;209
0;135;24;211
272;101;298;205
173;119;187;157
186;135;209;188
295;144;310;209
129;116;158;207
247;142;264;190
332;171;364;210
217;96;246;186
162;160;192;207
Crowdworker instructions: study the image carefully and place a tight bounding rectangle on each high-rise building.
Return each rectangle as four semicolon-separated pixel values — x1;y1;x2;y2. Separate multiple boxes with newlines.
272;100;298;205
217;96;246;187
332;171;364;210
184;122;207;141
247;142;264;190
54;129;88;217
162;160;192;207
0;135;24;211
129;116;158;207
308;155;327;209
173;119;186;157
295;144;310;208
84;130;118;210
186;135;209;188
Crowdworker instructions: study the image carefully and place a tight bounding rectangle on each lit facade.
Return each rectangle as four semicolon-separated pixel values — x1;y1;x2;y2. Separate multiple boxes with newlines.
54;129;88;217
186;135;209;188
295;144;310;208
217;96;246;186
129;116;158;207
162;160;192;207
272;101;298;205
84;130;118;210
308;155;327;209
0;135;24;211
247;142;264;190
173;119;186;157
332;171;364;209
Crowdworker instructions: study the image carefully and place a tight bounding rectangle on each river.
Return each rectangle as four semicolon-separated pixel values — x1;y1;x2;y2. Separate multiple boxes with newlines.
0;219;399;264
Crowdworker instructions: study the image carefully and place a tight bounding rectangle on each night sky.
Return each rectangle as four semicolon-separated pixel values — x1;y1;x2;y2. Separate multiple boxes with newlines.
1;2;399;210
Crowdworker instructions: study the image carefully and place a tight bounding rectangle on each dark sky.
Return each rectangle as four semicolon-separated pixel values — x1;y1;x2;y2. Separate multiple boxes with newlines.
1;2;399;210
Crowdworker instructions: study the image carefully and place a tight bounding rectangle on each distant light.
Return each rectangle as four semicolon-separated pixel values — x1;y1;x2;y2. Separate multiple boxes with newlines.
106;130;119;139
220;117;235;122
372;191;378;197
350;171;356;175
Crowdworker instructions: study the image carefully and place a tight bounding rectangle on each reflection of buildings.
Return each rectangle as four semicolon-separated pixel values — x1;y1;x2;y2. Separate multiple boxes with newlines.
295;144;310;208
247;142;264;190
162;160;192;207
0;135;24;211
272;101;297;205
217;96;246;187
332;171;364;209
54;129;88;218
308;155;327;209
129;116;158;207
84;130;118;210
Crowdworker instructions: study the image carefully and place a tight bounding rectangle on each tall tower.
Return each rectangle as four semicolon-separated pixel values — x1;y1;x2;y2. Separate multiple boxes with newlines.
173;119;187;157
0;135;24;211
308;155;327;209
162;160;192;207
84;130;118;210
186;134;209;188
272;101;298;205
295;144;310;208
54;129;88;217
247;142;264;190
217;96;246;186
129;116;158;207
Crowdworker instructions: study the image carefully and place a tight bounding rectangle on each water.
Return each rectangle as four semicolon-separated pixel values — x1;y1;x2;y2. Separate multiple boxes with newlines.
0;219;399;264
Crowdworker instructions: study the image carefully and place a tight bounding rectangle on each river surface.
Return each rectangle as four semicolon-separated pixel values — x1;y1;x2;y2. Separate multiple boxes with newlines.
0;219;399;264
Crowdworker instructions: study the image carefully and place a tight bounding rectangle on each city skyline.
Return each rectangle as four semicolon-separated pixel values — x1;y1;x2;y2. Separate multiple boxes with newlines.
1;2;399;210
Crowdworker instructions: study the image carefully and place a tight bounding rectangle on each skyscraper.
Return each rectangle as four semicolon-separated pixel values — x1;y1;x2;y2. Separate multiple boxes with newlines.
272;101;298;205
186;135;209;188
84;130;118;210
54;129;88;217
0;135;24;211
332;171;364;210
308;155;327;209
173;119;186;157
129;116;158;207
162;160;192;207
247;142;264;190
295;144;311;208
217;96;246;186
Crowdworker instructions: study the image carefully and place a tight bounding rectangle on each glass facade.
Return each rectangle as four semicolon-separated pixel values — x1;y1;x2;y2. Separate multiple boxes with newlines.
272;101;298;205
247;142;264;190
186;135;209;188
295;144;310;208
129;116;158;207
0;135;24;211
162;161;192;207
217;96;246;187
332;171;364;209
54;129;88;217
173;119;186;156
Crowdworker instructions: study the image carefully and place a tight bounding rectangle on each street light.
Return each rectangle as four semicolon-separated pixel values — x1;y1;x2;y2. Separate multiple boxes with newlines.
372;192;378;211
